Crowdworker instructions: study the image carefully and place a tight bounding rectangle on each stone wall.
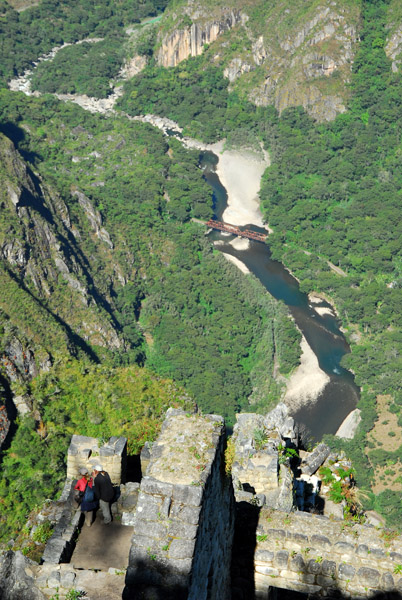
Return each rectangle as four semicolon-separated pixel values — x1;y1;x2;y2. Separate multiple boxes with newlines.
124;408;234;600
4;407;402;600
67;434;127;484
230;405;296;511
254;509;402;598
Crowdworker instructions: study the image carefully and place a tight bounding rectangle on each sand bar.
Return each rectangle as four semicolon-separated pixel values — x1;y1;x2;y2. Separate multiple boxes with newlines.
284;335;330;412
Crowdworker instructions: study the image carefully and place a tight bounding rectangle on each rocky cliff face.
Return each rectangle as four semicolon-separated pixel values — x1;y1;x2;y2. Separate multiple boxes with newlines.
0;132;133;445
156;9;245;67
0;133;123;354
155;0;360;121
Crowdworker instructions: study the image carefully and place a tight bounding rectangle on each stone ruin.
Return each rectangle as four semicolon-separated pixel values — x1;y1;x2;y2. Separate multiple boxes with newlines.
1;404;402;600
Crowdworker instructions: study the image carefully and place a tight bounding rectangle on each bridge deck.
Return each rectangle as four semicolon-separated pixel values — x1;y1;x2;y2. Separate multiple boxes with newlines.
205;219;267;243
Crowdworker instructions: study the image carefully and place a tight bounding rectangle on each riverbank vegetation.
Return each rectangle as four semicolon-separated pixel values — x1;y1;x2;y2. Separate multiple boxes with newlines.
0;0;167;87
117;55;257;142
258;0;402;528
30;38;125;98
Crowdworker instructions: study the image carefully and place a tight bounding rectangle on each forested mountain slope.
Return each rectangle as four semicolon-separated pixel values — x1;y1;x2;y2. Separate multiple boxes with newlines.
117;0;402;526
0;87;298;544
1;0;402;542
154;0;361;120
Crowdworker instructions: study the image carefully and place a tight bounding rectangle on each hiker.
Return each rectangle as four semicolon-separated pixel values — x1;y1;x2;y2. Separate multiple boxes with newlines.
93;464;114;524
74;467;98;527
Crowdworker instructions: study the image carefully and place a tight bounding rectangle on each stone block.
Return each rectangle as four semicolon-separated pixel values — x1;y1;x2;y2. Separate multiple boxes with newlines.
141;477;174;497
35;573;49;588
267;528;286;539
113;437;127;455
288;532;309;544
172;484;203;507
235;490;254;503
311;534;331;548
160;496;171;517
357;566;380;587
301;444;330;476
307;559;322;574
168;520;198;540
120;494;138;510
289;554;305;572
255;566;279;576
333;541;354;555
60;570;76;588
316;574;337;587
357;544;369;557
171;504;201;525
274;550;289;568
125;564;164;587
169;538;196;559
167;558;192;573
255;549;274;562
68;445;78;456
42;538;67;563
369;547;386;559
301;573;316;584
338;563;356;581
135;496;161;520
321;560;336;576
122;512;135;526
48;571;60;588
390;552;402;563
381;572;394;591
134;520;167;540
278;569;301;581
78;449;91;459
130;534;155;550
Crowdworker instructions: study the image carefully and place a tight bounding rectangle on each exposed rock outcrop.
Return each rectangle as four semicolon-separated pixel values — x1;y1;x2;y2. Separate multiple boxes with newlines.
155;0;360;121
73;190;113;249
0;133;124;355
386;26;402;72
0;551;44;600
157;10;245;67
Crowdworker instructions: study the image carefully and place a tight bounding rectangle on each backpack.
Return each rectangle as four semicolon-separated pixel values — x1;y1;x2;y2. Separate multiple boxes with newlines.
83;483;95;503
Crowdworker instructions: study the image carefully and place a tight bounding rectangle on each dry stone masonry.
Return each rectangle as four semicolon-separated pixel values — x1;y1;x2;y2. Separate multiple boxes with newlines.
124;408;234;600
67;434;127;484
2;407;402;599
254;509;402;598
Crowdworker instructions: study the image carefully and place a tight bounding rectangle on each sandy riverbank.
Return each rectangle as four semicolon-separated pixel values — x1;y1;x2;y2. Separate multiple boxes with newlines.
183;138;271;229
210;142;270;228
283;336;330;412
204;144;330;411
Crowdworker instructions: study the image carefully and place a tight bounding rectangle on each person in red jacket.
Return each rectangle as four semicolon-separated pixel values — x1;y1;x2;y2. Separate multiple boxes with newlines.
74;467;98;527
93;464;114;524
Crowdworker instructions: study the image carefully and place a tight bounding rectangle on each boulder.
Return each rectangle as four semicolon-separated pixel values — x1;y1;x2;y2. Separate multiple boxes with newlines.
0;551;45;600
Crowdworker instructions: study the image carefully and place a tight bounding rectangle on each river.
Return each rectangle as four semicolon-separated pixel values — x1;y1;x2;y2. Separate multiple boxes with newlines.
200;151;360;442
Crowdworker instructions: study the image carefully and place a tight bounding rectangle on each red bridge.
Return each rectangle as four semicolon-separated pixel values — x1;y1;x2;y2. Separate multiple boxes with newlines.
206;219;267;243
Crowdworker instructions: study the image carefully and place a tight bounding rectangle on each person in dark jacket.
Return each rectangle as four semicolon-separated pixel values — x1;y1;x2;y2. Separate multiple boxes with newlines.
74;467;98;527
93;464;114;524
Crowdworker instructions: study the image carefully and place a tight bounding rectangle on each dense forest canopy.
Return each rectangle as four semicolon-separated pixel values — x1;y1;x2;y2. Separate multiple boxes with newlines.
0;83;298;544
1;0;402;546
